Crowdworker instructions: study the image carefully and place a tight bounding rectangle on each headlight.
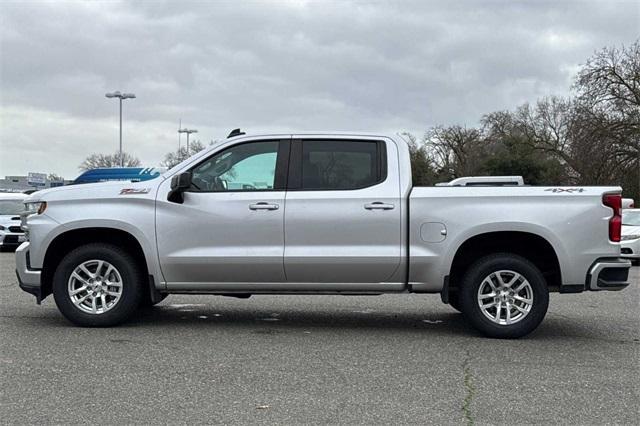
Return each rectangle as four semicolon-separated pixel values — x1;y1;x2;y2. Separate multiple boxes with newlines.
24;201;47;215
621;234;640;241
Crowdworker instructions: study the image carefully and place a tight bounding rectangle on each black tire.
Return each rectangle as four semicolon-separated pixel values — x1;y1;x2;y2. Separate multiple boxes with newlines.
52;243;144;327
459;253;549;339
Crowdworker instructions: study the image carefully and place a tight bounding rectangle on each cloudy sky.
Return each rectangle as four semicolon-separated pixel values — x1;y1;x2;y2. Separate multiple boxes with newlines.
0;0;638;178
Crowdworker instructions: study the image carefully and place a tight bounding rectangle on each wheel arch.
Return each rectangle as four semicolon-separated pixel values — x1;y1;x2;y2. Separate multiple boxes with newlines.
41;226;157;302
446;230;562;301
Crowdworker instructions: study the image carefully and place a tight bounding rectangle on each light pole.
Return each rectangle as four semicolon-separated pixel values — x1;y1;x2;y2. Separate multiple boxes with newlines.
178;128;198;154
105;91;136;167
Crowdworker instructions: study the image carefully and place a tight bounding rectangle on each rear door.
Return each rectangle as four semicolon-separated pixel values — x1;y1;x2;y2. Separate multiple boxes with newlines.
284;137;402;283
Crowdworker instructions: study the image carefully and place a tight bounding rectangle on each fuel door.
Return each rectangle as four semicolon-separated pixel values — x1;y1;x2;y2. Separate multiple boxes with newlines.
420;222;447;243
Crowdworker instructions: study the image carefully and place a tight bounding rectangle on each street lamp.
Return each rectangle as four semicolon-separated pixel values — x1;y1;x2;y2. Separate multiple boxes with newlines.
105;91;136;167
178;128;198;153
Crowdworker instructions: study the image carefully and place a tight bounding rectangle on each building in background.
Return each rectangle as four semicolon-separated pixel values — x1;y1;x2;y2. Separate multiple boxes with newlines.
0;175;72;192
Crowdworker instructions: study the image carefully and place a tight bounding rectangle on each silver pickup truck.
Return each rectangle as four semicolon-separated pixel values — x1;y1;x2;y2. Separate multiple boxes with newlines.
16;132;631;338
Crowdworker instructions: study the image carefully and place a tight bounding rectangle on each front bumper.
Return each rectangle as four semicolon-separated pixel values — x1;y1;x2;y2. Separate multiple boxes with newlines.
15;242;43;303
587;258;631;291
0;232;27;247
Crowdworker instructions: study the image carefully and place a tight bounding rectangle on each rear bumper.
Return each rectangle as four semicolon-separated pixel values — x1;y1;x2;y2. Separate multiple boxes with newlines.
587;258;631;291
15;242;43;303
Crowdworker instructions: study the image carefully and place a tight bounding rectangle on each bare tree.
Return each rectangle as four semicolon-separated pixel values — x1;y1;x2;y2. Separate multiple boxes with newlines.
482;111;570;185
512;98;581;180
47;173;64;182
79;152;141;171
576;41;640;121
575;40;640;196
426;125;486;179
411;41;639;198
483;97;623;185
161;140;207;169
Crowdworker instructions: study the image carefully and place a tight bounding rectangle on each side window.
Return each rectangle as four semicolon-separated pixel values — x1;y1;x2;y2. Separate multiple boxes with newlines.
190;141;279;192
301;140;384;190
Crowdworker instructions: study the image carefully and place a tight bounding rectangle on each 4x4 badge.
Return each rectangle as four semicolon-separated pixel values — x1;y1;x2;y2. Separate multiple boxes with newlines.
544;188;584;193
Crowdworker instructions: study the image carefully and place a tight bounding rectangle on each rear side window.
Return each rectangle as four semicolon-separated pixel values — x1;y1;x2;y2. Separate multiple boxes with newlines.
296;140;385;190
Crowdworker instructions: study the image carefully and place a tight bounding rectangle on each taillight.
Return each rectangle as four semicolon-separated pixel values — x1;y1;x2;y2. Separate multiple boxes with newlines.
603;193;622;242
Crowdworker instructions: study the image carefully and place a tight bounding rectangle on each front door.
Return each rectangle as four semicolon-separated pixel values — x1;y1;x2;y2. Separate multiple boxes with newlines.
284;138;402;283
156;139;289;286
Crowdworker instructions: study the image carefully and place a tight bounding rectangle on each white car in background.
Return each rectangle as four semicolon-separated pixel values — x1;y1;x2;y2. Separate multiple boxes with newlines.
0;192;27;251
621;209;640;265
622;198;634;209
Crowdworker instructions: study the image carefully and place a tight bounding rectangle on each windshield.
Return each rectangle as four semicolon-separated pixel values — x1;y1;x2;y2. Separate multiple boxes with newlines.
622;211;640;226
0;200;25;215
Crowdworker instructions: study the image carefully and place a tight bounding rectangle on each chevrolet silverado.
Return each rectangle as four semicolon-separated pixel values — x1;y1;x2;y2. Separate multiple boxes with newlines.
16;132;632;338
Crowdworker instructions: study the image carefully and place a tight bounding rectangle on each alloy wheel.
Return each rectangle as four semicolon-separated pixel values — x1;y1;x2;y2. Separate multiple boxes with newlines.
477;270;533;325
67;259;123;314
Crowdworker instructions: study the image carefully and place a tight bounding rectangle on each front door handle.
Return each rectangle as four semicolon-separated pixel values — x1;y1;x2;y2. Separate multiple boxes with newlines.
249;202;279;211
364;202;395;210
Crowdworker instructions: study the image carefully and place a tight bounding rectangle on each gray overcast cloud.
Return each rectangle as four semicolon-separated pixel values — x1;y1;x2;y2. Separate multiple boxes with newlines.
0;0;638;178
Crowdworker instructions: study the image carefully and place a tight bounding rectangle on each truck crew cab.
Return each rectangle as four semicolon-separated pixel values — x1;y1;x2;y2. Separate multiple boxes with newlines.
16;132;631;338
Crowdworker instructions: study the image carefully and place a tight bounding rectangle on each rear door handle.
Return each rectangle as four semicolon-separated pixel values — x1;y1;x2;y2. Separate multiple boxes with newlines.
249;202;279;211
364;202;395;210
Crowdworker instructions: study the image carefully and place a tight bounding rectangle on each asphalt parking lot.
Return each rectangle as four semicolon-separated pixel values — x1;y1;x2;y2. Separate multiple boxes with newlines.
0;252;638;425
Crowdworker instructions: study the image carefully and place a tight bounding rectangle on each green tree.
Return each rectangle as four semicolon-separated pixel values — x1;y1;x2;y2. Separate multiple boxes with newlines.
401;133;438;186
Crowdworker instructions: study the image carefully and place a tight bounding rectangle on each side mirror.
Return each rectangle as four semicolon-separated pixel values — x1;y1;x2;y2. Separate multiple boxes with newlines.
171;172;192;191
168;172;191;203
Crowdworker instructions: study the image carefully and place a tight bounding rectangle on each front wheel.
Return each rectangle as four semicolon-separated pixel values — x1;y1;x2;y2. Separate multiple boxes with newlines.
52;243;143;327
459;253;549;339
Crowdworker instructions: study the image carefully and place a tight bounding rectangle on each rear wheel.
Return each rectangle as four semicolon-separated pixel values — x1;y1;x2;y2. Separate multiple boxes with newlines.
459;253;549;338
52;243;143;327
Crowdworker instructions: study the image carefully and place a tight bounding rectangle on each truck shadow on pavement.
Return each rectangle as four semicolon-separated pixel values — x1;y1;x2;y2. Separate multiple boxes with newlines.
124;304;480;337
21;301;635;342
116;303;633;342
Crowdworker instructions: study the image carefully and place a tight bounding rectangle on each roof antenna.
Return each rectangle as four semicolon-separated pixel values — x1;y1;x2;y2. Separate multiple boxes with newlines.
227;128;245;138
